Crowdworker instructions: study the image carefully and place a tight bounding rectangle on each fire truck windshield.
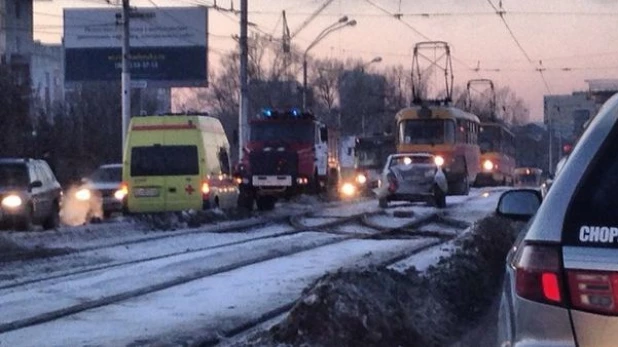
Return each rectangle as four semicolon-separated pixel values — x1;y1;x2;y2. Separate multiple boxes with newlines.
250;122;315;143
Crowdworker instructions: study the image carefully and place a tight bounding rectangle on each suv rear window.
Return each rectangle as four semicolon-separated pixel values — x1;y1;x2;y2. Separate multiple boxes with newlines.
131;145;199;177
564;122;618;247
0;164;29;187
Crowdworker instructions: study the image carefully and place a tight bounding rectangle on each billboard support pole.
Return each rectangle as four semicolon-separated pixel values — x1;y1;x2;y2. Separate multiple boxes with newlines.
238;0;248;161
121;0;131;155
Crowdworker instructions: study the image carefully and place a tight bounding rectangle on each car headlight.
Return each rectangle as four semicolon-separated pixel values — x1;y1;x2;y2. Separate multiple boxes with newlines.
75;188;92;201
434;155;445;167
483;160;494;171
356;174;367;185
340;182;356;197
1;195;22;208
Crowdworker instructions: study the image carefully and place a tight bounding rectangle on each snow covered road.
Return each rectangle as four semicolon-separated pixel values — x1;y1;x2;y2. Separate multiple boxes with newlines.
0;187;505;347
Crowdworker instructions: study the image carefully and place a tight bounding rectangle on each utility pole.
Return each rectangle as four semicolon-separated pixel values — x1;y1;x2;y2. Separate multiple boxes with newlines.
121;0;131;155
238;0;249;160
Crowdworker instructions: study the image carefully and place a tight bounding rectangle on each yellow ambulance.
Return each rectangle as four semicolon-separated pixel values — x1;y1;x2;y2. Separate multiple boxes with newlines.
121;114;238;213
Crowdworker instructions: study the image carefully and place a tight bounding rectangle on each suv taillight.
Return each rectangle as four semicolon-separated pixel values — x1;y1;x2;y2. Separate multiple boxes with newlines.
568;270;618;314
515;244;564;305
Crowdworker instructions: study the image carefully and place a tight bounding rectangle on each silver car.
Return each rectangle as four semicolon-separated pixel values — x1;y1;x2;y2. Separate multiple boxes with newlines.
374;152;447;208
75;163;125;220
497;93;618;347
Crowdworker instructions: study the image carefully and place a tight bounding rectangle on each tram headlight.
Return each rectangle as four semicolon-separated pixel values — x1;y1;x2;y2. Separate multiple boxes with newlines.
434;155;445;167
483;160;494;171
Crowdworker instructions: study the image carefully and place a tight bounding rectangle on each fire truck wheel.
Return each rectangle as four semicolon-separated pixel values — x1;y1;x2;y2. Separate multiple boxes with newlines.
256;196;276;211
310;173;321;195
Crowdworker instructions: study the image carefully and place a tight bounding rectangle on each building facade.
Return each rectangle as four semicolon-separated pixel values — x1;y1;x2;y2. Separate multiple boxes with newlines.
543;92;596;142
31;41;64;119
0;0;33;82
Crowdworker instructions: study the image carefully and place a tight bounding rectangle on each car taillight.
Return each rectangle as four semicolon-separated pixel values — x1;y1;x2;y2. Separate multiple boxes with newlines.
515;244;564;305
201;181;210;195
568;270;618;314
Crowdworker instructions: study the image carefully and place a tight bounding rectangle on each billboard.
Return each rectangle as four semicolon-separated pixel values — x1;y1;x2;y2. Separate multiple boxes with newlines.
63;7;208;87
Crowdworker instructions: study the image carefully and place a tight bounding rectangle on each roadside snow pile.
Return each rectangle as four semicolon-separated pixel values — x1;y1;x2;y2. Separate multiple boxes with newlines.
238;214;525;347
132;208;251;230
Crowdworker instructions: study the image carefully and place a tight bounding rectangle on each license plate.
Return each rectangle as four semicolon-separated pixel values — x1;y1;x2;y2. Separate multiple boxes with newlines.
405;175;423;182
134;187;160;197
253;175;292;187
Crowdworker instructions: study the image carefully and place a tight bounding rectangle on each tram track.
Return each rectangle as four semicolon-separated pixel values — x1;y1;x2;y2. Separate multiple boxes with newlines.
0;208;469;337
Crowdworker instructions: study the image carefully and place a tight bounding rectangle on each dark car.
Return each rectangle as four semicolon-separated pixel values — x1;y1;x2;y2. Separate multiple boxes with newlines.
0;158;62;230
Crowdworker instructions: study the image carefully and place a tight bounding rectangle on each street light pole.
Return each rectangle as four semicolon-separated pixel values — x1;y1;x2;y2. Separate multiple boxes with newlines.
302;17;356;110
360;56;382;72
121;0;131;156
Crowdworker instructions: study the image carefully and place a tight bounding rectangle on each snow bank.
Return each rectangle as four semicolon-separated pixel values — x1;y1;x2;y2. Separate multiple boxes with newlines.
238;214;526;347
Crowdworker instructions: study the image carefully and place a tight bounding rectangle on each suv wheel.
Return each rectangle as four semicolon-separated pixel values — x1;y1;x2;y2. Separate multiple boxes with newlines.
15;205;33;231
43;202;60;230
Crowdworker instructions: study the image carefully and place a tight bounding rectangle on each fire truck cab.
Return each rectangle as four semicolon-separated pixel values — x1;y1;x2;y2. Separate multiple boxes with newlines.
235;108;339;211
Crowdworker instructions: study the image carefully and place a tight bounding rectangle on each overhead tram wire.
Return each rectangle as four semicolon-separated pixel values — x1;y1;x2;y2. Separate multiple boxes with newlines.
239;10;618;17
485;0;552;94
363;0;430;40
363;0;481;77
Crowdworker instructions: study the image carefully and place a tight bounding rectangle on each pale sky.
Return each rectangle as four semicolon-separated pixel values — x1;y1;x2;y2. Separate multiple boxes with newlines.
34;0;618;121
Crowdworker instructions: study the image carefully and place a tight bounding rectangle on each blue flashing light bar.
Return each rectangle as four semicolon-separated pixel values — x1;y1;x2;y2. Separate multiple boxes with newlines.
258;108;314;120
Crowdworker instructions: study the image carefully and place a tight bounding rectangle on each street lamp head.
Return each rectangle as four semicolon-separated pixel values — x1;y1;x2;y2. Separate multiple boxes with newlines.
348;19;357;26
338;16;348;23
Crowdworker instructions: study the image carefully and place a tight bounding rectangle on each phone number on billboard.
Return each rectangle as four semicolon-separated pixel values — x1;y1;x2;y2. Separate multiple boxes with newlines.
115;61;160;69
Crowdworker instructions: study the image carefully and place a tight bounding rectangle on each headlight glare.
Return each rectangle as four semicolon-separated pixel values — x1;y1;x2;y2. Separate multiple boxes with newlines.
75;188;92;201
1;195;22;208
340;183;356;197
483;160;494;171
356;174;367;184
434;155;445;167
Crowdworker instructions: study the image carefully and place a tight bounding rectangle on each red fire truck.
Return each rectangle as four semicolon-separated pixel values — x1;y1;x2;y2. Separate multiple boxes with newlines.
235;108;340;211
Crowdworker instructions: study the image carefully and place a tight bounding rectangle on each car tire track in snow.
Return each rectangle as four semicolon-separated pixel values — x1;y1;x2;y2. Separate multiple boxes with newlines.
0;209;462;339
0;211;385;292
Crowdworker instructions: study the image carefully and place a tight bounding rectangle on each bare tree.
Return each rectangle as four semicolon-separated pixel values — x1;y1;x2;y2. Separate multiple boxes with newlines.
454;85;529;125
0;65;32;157
311;58;344;112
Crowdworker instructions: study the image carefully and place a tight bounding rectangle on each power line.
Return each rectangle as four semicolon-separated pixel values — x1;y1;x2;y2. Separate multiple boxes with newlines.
485;0;552;94
363;0;430;40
